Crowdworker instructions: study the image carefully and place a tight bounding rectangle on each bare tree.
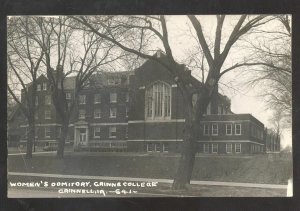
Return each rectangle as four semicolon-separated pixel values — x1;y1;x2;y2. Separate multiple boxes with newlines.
23;17;125;158
71;15;274;189
7;17;45;158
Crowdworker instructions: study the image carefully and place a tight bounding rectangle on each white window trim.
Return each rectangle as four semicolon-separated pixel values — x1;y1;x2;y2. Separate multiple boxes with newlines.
43;82;47;91
45;95;51;105
147;143;153;152
94;109;101;119
203;143;209;153
110;93;117;103
79;109;86;119
94;127;101;138
203;124;209;136
235;143;241;153
226;143;232;153
37;84;41;91
66;92;71;100
79;95;86;104
94;94;101;104
163;143;168;152
235;124;242;135
45;110;51;119
212;124;218;136
212;143;218;153
45;127;51;138
226;124;232;135
110;108;117;118
145;81;172;120
109;126;117;138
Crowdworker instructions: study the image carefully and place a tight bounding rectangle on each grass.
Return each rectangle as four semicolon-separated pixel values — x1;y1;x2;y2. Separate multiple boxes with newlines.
7;152;292;185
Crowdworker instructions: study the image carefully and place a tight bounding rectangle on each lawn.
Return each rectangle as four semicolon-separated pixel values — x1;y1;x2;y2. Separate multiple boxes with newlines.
7;152;292;185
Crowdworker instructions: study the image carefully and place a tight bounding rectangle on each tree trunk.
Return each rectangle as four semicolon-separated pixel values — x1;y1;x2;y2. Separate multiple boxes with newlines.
56;123;68;159
26;121;34;159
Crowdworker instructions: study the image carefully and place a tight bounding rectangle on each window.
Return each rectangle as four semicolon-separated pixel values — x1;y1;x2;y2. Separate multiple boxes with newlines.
155;143;161;152
125;92;129;102
163;143;168;152
79;109;85;119
125;127;128;139
94;109;101;119
203;144;209;153
37;84;41;91
94;127;101;138
110;92;117;103
212;144;218;153
57;127;61;138
235;124;241;135
45;110;51;119
235;143;241;153
218;105;222;115
145;81;171;119
45;95;51;105
226;143;232;153
35;112;38;120
226;124;232;135
147;143;153;152
43;82;47;91
79;95;86;104
45;127;51;138
126;107;129;118
110;108;117;118
66;92;71;100
94;94;101;104
212;124;218;136
206;102;211;115
35;96;39;106
109;126;117;138
203;124;209;136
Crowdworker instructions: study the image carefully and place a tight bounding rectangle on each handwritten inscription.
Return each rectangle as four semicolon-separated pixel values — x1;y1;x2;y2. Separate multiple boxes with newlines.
9;180;159;196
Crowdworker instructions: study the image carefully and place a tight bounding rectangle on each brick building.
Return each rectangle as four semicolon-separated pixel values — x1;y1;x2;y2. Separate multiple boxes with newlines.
10;53;280;154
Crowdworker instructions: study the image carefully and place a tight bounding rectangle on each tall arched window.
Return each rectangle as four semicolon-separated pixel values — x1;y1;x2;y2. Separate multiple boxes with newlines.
145;81;171;119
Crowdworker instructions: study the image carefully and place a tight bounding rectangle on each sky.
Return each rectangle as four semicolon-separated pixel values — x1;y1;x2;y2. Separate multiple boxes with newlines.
163;15;292;147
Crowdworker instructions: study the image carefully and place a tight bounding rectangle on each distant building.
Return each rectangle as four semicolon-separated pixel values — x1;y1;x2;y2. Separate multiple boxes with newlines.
8;52;279;154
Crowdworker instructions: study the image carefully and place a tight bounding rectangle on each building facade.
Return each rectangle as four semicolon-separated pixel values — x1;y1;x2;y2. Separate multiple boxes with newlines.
10;54;280;154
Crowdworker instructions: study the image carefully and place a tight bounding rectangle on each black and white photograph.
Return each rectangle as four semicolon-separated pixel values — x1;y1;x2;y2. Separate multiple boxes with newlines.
6;15;292;198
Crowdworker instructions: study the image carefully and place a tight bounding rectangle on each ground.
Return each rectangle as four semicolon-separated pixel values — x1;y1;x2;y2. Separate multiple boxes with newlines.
7;148;292;197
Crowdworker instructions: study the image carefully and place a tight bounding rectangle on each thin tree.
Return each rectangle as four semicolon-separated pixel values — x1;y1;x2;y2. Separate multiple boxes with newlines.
72;15;274;189
7;17;45;158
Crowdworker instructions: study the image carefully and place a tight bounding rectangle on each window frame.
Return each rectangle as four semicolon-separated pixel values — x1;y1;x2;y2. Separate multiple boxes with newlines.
147;143;153;152
203;143;209;153
45;127;51;138
94;94;101;104
235;124;242;135
45;110;51;119
79;95;86;104
125;92;129;102
109;126;117;138
66;92;71;100
226;124;232;135
45;95;51;105
110;92;117;103
226;143;232;153
37;84;41;91
212;143;218;153
212;124;218;136
94;109;101;119
43;82;47;91
35;96;39;106
235;143;242;153
145;81;171;120
94;127;101;138
79;109;86;119
163;143;168;152
110;107;117;118
203;124;209;136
